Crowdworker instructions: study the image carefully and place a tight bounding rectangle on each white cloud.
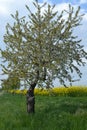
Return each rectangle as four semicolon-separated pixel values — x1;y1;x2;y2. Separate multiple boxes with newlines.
0;5;9;15
80;0;87;4
83;13;87;21
0;0;16;16
54;3;69;12
0;0;34;16
0;0;14;2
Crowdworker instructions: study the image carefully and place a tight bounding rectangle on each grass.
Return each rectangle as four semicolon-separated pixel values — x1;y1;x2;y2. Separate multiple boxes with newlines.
0;92;87;130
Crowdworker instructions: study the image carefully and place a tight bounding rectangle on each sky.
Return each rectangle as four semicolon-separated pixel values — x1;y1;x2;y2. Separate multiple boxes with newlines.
0;0;87;87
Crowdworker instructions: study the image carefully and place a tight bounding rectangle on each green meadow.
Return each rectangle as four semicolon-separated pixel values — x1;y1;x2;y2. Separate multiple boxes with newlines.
0;91;87;130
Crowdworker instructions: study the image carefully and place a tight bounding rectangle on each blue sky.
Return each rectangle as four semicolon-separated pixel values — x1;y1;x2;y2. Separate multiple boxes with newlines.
0;0;87;87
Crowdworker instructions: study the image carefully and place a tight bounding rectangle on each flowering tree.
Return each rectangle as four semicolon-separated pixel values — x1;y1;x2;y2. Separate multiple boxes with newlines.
1;73;20;90
1;0;87;113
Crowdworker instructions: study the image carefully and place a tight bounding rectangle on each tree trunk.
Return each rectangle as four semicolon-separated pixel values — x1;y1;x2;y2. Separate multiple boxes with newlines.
26;70;40;113
26;83;36;113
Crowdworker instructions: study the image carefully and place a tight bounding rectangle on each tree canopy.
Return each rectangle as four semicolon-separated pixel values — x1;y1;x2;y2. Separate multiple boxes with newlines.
1;73;20;90
1;0;87;88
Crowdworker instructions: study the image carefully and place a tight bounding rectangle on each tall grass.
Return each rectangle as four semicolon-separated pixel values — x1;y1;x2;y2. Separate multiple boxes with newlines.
0;92;87;130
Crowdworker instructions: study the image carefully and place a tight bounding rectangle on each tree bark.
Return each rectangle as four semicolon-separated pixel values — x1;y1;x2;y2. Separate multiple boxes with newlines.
26;70;39;113
26;83;36;113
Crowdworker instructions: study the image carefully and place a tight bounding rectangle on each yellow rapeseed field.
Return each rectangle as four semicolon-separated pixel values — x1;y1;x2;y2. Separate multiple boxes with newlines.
7;86;87;97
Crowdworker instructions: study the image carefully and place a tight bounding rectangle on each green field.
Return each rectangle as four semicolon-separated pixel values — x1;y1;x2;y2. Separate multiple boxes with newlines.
0;92;87;130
